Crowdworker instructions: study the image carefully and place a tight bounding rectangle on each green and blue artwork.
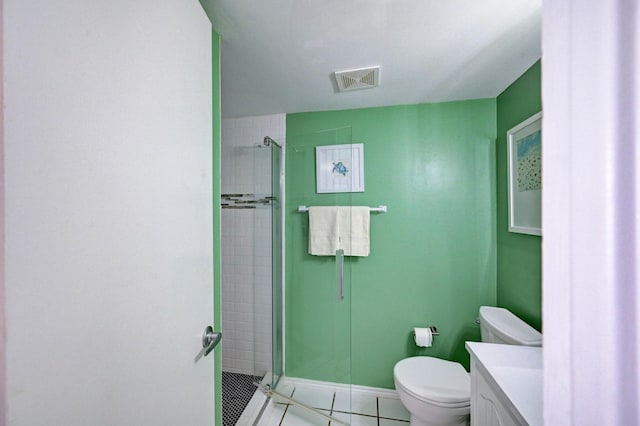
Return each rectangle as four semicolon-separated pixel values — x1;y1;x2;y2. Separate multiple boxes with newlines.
516;130;541;192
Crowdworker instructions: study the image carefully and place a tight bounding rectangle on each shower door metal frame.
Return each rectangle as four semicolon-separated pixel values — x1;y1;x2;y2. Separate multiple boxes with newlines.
263;136;285;390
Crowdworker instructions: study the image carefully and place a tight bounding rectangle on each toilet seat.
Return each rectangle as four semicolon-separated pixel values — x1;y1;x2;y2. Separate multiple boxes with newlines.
394;357;470;408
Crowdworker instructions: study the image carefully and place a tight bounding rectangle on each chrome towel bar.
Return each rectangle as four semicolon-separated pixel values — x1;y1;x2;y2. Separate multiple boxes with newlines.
298;205;387;213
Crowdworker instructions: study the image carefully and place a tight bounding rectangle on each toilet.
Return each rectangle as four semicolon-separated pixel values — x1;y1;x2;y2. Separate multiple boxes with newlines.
393;306;542;426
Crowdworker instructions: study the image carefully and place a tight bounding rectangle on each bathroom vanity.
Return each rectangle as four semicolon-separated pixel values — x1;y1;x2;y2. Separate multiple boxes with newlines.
465;342;542;426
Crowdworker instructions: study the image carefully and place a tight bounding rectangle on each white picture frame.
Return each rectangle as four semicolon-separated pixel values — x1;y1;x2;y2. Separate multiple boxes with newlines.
315;143;365;193
507;112;542;236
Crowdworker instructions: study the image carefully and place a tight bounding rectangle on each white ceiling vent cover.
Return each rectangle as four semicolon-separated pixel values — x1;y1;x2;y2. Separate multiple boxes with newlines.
334;66;380;92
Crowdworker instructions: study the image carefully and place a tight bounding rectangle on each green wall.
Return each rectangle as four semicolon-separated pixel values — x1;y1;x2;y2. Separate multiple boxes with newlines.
211;31;222;426
496;61;542;331
286;100;497;389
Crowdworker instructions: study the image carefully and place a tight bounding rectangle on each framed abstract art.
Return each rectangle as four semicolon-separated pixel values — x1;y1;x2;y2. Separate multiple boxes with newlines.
507;112;542;235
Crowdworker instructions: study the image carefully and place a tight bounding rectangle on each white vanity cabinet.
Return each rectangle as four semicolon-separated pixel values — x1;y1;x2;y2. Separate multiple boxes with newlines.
470;357;523;425
466;342;542;426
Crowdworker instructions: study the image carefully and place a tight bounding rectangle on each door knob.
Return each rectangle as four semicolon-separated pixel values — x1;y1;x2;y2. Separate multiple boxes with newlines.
202;326;222;357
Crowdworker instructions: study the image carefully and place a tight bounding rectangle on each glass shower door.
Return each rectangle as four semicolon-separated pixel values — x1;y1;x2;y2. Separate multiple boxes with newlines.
250;137;282;389
279;127;354;425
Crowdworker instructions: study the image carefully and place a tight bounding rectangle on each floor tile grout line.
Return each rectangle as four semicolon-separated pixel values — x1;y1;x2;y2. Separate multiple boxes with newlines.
331;410;378;418
277;386;296;426
326;410;409;422
328;392;336;426
379;415;410;421
278;403;289;426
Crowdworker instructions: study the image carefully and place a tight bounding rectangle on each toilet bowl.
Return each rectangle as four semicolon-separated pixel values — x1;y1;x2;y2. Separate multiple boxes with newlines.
393;306;542;426
394;357;470;426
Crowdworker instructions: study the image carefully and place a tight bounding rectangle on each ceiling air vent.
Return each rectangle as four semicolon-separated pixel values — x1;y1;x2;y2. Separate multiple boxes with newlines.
334;66;380;92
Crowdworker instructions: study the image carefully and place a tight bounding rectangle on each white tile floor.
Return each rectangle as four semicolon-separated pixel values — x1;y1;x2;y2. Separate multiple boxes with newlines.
256;380;410;426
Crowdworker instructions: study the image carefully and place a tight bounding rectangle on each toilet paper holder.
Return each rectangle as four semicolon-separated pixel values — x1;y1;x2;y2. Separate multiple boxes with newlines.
413;326;440;337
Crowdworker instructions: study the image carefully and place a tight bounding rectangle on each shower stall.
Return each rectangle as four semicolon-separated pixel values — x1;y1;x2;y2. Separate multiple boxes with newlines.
220;116;285;425
221;116;357;425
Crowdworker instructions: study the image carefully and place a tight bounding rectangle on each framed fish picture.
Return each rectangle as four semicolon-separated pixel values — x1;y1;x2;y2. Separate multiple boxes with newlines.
507;112;542;235
315;143;365;193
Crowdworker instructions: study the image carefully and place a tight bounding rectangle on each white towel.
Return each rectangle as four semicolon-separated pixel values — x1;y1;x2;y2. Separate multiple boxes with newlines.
337;206;370;257
308;206;370;257
308;206;339;255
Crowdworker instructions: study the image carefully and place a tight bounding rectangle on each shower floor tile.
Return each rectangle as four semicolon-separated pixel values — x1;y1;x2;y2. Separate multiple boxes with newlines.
222;371;262;426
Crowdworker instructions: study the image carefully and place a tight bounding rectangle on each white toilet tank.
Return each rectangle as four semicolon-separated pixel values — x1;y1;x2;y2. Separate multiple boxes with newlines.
478;306;542;346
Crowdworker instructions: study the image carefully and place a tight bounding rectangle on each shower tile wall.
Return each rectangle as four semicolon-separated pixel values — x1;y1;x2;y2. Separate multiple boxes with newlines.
221;114;285;375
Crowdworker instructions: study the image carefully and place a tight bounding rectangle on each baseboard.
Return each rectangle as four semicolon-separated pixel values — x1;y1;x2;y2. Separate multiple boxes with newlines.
278;376;399;399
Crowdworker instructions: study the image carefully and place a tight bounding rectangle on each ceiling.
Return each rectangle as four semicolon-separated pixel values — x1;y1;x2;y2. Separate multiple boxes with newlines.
204;0;542;118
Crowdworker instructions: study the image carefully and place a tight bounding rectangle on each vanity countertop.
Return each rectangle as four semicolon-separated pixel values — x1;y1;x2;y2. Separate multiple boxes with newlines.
465;342;542;426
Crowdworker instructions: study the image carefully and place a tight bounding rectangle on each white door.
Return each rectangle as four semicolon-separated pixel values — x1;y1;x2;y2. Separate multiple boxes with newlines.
3;1;216;425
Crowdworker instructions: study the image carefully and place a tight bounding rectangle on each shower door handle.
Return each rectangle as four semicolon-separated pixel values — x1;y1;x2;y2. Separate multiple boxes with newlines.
336;249;344;301
202;326;222;357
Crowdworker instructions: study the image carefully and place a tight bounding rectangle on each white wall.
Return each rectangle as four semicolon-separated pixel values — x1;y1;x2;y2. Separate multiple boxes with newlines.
220;115;285;375
543;0;640;424
4;1;214;424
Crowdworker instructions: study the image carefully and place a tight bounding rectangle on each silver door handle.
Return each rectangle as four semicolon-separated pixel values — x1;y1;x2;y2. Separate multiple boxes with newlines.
202;326;222;357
